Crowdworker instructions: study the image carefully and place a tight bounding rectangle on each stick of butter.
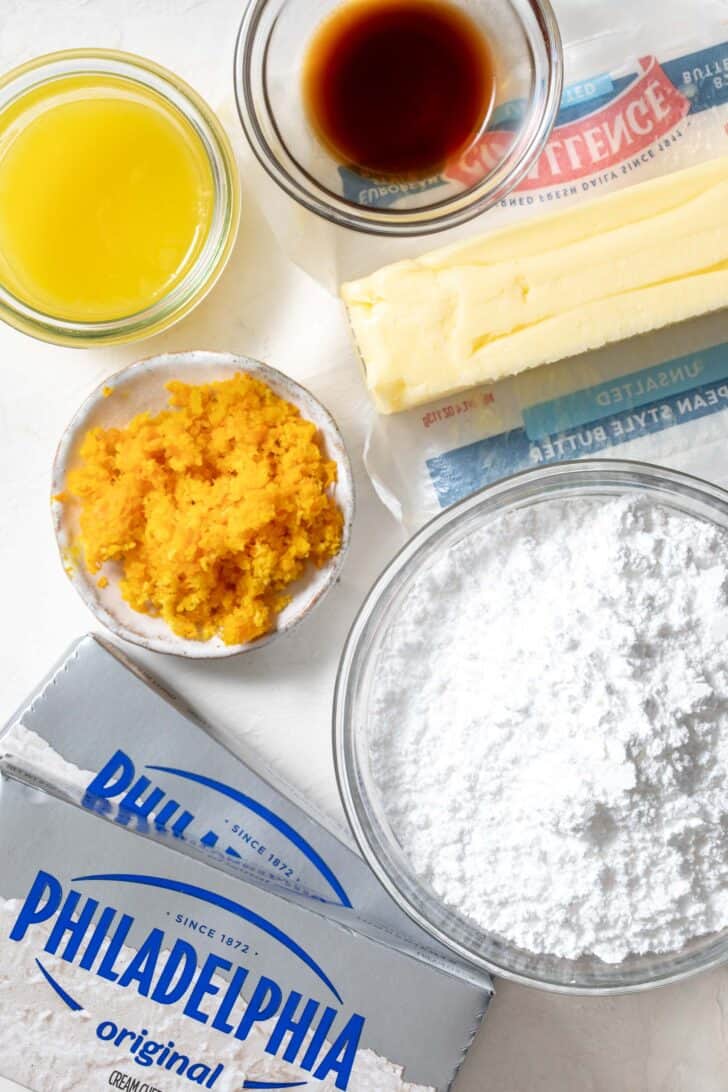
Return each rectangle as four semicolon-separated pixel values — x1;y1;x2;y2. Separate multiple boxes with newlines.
341;157;728;414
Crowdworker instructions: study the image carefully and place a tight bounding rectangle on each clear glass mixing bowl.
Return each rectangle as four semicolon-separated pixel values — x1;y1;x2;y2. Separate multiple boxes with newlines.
334;460;728;992
234;0;562;235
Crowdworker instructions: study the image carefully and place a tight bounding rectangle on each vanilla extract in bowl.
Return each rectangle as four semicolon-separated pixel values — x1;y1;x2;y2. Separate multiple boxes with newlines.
302;0;496;180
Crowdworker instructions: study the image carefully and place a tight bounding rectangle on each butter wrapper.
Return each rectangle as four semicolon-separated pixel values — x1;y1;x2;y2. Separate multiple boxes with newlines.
349;21;728;527
0;770;489;1091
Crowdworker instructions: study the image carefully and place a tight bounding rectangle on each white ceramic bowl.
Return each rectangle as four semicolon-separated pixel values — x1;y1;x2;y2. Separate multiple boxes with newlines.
52;351;354;657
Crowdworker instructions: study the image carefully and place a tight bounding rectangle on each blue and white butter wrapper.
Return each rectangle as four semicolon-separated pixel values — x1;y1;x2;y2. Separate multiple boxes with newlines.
354;23;728;528
365;313;728;529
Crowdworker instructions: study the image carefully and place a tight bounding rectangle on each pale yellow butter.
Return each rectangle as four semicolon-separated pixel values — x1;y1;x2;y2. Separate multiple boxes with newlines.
341;157;728;414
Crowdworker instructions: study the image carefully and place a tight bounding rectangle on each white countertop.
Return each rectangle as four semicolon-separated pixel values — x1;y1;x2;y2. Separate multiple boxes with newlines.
2;2;728;1090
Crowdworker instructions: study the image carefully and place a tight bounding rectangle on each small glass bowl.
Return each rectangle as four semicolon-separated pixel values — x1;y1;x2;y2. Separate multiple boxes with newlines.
334;460;728;992
0;50;240;347
234;0;562;236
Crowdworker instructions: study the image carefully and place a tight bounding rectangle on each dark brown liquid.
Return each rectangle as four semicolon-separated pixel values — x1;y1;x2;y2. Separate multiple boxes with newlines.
302;0;495;179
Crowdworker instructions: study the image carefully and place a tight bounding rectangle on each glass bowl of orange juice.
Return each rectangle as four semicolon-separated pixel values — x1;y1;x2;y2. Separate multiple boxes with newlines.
0;50;240;346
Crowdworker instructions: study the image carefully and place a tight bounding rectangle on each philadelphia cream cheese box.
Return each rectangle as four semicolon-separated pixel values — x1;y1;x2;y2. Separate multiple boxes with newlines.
0;635;491;974
0;637;492;1091
0;770;489;1091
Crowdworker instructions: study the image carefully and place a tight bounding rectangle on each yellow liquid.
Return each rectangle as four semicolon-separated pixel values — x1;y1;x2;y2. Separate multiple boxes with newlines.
0;74;215;322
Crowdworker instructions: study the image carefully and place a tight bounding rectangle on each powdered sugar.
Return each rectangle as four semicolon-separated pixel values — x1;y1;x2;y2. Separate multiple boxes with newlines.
369;495;728;962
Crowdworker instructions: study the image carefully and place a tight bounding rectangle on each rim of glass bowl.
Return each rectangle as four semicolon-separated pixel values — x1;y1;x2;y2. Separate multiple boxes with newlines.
234;0;563;237
0;49;240;347
333;458;728;993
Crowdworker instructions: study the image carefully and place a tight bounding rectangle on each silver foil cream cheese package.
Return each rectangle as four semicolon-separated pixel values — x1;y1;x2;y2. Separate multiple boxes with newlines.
0;772;488;1092
0;636;491;985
